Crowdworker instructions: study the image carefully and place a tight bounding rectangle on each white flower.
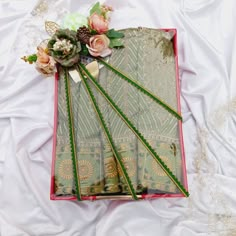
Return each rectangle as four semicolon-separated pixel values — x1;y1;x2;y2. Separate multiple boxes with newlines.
53;39;73;55
62;13;88;31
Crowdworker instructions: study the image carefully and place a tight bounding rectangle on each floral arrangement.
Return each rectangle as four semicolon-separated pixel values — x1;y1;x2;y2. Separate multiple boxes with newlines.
22;2;124;76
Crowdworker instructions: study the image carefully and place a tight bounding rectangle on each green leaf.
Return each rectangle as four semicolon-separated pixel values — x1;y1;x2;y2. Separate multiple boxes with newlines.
90;29;97;35
90;2;102;15
80;44;89;56
109;38;124;48
27;54;37;63
106;29;124;39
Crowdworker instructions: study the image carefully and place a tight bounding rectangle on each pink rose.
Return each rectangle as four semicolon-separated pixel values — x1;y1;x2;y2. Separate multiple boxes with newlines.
89;13;109;34
35;47;56;76
86;35;112;57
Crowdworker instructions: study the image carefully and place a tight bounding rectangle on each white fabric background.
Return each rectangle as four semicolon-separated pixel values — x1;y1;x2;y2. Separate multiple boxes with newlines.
0;0;236;235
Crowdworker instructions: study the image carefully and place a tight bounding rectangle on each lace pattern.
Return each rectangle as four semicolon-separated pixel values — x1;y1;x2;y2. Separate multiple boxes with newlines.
14;0;68;57
188;97;236;235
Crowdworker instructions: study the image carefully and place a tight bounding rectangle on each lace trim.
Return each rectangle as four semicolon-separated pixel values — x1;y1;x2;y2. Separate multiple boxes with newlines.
14;0;68;56
189;97;236;235
210;97;236;131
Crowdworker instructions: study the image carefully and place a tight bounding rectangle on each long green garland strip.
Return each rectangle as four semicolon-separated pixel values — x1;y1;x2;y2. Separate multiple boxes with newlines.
79;63;189;197
77;67;138;200
98;58;182;121
64;68;82;201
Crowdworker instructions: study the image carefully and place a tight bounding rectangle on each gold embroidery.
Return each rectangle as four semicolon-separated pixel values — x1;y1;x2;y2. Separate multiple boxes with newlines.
104;158;118;178
58;159;73;180
152;156;173;176
118;157;136;177
78;160;93;180
157;37;174;59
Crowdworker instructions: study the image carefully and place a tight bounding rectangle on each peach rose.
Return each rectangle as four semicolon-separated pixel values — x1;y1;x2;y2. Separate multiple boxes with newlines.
89;13;109;34
36;47;56;76
86;35;112;57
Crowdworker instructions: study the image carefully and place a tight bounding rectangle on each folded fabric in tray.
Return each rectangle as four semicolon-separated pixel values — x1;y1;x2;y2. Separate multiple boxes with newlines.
51;28;188;200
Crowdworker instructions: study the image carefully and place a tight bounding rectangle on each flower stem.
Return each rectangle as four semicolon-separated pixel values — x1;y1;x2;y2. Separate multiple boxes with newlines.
63;68;82;201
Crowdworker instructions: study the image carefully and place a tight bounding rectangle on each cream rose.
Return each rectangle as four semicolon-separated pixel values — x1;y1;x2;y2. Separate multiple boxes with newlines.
86;35;112;57
101;4;113;20
89;13;109;34
35;47;56;76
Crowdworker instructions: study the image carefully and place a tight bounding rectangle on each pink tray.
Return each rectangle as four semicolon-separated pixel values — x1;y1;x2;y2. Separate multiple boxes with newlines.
50;28;188;201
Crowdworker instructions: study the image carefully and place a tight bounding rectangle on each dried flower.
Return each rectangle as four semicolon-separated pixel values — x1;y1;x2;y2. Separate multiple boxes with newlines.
77;26;92;45
48;29;81;67
101;4;113;20
53;39;73;54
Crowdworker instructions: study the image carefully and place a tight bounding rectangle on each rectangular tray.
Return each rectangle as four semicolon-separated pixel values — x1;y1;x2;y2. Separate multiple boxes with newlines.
50;28;188;201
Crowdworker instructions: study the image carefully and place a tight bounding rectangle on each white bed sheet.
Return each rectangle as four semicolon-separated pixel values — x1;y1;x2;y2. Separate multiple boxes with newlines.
0;0;236;235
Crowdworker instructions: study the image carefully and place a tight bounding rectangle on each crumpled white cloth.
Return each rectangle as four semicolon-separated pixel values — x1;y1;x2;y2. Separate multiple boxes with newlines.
0;0;236;235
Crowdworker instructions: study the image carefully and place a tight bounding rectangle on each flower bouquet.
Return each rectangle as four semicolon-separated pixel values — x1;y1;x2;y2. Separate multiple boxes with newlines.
23;2;189;200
